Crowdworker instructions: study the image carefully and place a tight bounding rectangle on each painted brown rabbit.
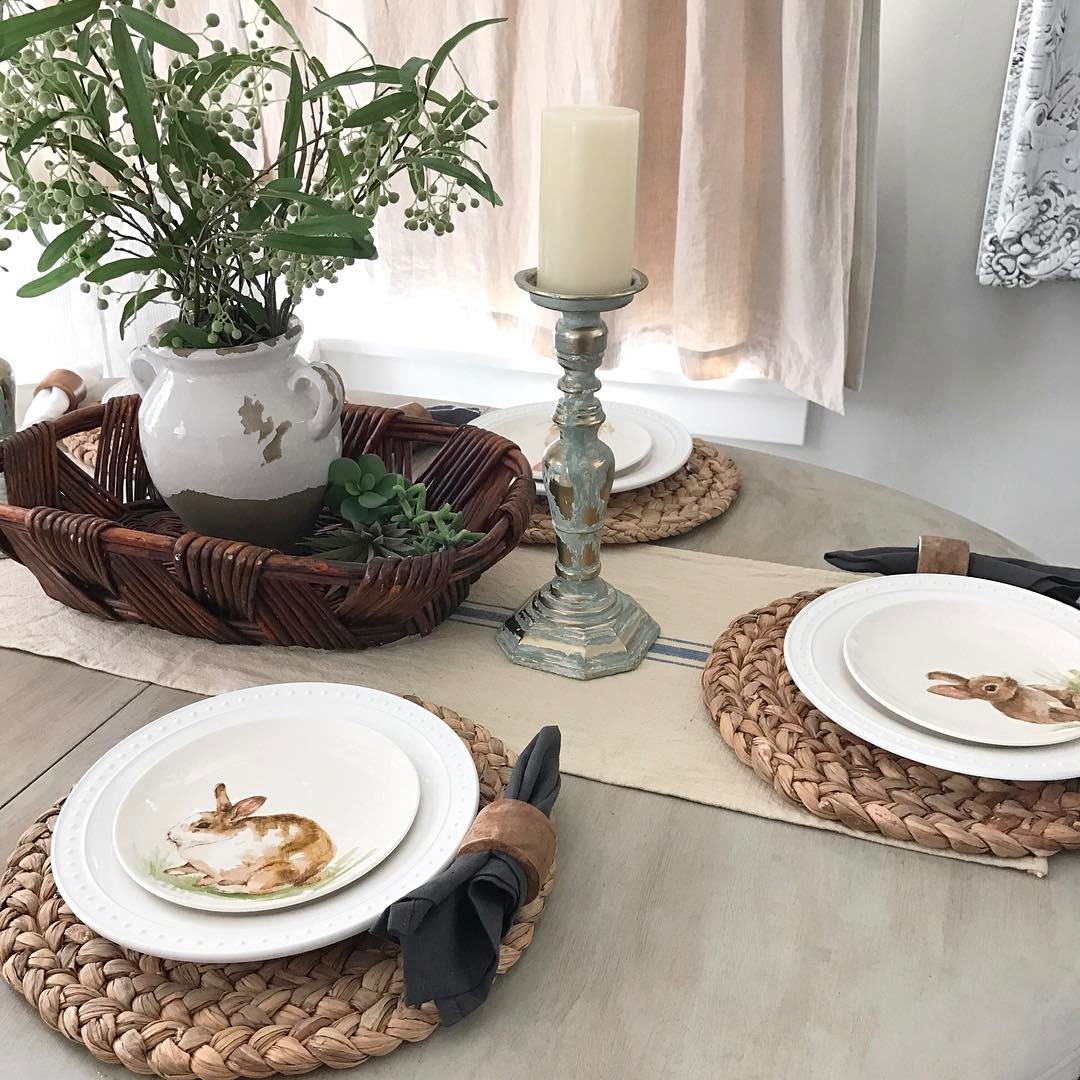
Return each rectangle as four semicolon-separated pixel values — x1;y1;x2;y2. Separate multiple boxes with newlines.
926;672;1080;726
165;782;335;894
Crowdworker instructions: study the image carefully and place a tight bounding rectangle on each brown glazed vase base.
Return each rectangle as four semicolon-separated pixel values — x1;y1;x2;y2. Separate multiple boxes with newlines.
163;485;327;551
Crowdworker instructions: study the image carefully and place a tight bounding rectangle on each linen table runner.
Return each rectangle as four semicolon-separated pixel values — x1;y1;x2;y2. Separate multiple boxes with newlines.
0;546;1048;875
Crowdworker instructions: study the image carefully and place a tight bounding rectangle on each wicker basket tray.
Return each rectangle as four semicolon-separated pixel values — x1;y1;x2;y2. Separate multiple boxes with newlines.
0;397;532;649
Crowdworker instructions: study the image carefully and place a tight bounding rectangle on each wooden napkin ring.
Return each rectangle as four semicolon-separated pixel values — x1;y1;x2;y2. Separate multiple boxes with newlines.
457;798;556;904
33;369;87;412
916;535;971;576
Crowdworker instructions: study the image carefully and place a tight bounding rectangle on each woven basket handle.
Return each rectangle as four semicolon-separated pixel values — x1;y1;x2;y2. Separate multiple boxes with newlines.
916;535;970;575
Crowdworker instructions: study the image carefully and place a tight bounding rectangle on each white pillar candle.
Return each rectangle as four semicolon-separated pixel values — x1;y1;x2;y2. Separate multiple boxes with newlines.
537;106;640;296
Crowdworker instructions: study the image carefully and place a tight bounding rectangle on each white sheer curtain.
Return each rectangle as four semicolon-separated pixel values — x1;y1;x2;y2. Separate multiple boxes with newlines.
287;0;879;412
0;1;878;413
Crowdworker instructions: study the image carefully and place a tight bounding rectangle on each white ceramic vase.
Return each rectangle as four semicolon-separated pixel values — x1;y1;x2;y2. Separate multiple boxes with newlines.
129;320;344;550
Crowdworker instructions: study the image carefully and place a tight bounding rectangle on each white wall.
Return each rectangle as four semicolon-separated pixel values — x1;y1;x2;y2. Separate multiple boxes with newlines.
734;0;1080;564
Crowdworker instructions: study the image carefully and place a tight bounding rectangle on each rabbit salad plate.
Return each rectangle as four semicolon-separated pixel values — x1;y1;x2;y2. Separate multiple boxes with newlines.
784;576;1080;780
51;684;479;962
844;590;1080;747
113;714;421;912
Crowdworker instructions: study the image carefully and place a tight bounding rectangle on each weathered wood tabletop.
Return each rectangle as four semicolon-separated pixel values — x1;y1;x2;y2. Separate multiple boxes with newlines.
1;395;1074;1080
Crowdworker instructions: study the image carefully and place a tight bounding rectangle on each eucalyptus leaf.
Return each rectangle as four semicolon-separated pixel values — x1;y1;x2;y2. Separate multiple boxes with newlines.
327;141;354;190
341;90;416;128
65;133;128;178
427;17;505;87
17;235;112;297
167;322;216;348
120;286;170;338
0;0;102;55
252;0;301;47
278;57;303;180
85;256;175;284
312;7;371;55
264;231;376;259
38;220;94;272
400;155;501;205
399;56;427;91
119;7;199;57
285;212;373;239
110;17;161;164
11;112;74;155
303;65;403;100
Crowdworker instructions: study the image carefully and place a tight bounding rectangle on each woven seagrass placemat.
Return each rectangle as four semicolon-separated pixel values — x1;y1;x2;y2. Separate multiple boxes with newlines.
0;698;553;1078
703;590;1080;859
523;439;740;545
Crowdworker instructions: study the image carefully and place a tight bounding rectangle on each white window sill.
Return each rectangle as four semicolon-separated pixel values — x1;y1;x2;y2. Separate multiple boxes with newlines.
313;337;808;446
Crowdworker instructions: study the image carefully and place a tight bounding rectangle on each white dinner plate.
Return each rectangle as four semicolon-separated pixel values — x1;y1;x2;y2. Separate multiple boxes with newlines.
52;684;479;963
475;402;652;479
844;597;1080;747
784;576;1080;780
113;718;421;912
474;401;693;494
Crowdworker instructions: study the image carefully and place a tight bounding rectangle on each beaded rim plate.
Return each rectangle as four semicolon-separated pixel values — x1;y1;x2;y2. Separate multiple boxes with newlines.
52;684;479;962
785;576;1080;780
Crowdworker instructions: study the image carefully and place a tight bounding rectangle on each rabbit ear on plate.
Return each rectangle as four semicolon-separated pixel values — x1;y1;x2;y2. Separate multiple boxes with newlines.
229;795;267;820
214;783;232;812
927;683;974;700
926;671;967;683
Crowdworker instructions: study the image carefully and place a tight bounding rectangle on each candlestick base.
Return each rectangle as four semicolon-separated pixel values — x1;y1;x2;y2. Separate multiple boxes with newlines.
496;576;659;681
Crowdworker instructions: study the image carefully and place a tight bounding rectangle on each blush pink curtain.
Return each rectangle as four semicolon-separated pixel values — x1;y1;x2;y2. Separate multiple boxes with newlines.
279;0;879;412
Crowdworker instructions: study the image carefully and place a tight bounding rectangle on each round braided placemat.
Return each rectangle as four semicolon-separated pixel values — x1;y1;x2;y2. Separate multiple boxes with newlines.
523;439;740;545
0;698;554;1078
703;590;1080;858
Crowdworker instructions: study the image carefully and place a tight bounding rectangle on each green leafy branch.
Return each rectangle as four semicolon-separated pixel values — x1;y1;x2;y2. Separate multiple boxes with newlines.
0;1;504;345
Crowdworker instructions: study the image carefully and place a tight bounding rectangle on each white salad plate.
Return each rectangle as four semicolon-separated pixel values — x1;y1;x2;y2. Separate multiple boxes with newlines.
474;402;652;479
784;576;1080;780
844;597;1080;747
52;684;479;963
474;401;693;494
113;717;421;913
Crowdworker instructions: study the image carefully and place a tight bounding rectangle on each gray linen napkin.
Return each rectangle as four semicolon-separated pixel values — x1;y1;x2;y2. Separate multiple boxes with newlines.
371;725;561;1025
824;546;1080;607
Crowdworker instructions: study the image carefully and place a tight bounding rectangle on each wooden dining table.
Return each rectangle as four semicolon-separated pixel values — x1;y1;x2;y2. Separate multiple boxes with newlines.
1;392;1074;1080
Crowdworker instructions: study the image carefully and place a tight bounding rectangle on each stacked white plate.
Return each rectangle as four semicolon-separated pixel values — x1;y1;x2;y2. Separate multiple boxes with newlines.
784;575;1080;780
52;684;479;962
473;401;693;494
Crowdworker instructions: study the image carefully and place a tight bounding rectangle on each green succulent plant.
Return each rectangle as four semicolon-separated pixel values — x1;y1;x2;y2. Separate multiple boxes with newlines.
301;452;485;563
327;453;403;525
302;519;416;563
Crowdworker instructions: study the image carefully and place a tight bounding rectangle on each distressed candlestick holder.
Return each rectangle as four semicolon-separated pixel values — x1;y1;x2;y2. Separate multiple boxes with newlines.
496;268;659;679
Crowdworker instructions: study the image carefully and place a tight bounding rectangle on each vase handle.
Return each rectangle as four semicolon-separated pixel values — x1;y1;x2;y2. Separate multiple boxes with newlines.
128;346;158;398
290;360;343;442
